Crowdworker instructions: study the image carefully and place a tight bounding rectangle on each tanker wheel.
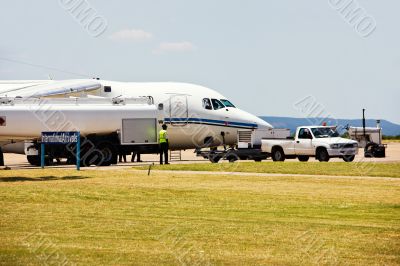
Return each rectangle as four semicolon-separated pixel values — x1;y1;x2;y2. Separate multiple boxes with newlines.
79;146;101;167
94;142;117;166
81;152;97;167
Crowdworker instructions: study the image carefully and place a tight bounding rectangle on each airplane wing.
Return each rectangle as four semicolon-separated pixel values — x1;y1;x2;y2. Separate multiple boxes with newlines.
0;79;101;98
0;80;53;95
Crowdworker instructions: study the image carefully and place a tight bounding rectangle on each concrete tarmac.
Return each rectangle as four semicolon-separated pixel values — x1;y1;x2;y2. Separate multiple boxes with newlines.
2;142;400;170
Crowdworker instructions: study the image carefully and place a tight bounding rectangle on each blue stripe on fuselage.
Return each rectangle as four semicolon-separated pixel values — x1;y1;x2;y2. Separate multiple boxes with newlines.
164;118;258;129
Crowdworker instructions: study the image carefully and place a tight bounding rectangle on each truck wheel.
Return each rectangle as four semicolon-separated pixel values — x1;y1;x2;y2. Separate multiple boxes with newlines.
298;156;309;162
317;148;330;162
272;148;285;162
343;155;355;162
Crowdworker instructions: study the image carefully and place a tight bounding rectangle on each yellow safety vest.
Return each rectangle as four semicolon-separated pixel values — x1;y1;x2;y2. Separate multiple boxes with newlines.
159;130;168;143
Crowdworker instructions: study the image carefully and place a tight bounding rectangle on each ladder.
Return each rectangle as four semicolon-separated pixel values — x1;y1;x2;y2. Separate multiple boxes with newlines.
170;150;182;161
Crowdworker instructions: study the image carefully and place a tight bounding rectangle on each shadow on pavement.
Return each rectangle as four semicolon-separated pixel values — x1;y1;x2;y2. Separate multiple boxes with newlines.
0;176;88;182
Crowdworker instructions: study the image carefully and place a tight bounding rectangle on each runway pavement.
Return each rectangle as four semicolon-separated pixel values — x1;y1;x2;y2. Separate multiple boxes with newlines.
2;142;400;170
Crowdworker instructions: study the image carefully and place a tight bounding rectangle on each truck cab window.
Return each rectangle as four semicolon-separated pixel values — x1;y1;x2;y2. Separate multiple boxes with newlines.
202;98;212;110
211;99;225;110
298;128;313;139
311;127;339;138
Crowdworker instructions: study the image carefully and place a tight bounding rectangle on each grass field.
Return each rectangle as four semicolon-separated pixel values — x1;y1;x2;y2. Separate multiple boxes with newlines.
0;169;399;265
136;161;400;178
384;139;400;144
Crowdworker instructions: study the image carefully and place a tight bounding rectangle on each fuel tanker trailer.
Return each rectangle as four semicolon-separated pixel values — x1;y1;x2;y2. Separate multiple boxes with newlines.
0;97;160;166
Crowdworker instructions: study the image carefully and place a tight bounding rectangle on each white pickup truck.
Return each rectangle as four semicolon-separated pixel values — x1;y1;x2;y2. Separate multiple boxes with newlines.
261;126;359;162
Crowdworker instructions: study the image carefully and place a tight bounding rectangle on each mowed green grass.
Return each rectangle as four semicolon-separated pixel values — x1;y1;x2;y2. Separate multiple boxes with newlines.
0;169;399;265
136;161;400;178
384;139;400;144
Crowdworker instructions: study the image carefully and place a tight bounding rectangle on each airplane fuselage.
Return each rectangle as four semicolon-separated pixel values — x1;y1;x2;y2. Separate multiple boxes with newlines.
0;80;272;152
94;81;272;149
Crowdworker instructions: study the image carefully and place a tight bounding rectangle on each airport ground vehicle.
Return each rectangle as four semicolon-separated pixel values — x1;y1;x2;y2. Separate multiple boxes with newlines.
0;97;160;166
347;109;386;158
261;126;359;162
197;128;291;163
348;126;386;158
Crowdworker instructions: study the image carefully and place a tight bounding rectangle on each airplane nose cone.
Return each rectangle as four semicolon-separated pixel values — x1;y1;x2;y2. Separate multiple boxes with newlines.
254;116;273;129
235;109;273;129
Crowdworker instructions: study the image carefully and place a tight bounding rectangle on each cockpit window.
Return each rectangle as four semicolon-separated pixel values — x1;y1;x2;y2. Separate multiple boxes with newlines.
202;98;212;110
211;99;225;110
220;99;235;108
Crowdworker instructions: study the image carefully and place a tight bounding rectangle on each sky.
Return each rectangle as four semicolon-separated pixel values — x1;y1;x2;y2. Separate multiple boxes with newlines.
0;0;399;123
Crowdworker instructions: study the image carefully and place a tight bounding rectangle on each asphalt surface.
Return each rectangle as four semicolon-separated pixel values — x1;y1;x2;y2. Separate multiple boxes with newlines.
2;142;400;170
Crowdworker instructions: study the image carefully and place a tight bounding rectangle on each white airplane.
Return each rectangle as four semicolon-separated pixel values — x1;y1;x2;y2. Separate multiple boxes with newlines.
0;79;272;161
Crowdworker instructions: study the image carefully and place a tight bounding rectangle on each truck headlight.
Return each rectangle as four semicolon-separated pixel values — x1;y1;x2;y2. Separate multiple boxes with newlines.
330;143;343;149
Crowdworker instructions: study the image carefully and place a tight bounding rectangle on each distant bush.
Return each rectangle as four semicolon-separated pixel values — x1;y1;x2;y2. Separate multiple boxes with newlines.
383;135;400;140
341;132;350;139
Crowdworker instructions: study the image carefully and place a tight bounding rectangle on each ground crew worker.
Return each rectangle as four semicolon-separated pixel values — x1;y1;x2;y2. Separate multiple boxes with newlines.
159;124;169;165
131;151;142;163
118;152;127;163
118;146;127;163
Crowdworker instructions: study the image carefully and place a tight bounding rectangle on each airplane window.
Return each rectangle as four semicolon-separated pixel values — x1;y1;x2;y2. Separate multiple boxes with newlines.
220;99;236;108
211;99;225;110
202;98;212;110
